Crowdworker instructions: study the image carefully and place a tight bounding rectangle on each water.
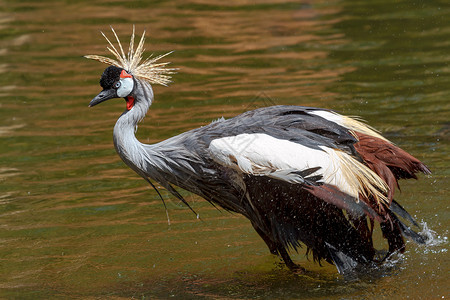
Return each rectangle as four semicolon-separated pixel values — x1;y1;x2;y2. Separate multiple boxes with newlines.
1;0;448;298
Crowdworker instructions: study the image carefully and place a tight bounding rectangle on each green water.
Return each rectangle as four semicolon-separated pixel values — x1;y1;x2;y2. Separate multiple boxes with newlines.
0;0;448;298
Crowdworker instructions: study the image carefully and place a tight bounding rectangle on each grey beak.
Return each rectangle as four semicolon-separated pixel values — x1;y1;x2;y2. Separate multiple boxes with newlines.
89;89;117;107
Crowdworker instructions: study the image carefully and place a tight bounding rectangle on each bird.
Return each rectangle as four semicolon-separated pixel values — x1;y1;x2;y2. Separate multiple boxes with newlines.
85;27;431;275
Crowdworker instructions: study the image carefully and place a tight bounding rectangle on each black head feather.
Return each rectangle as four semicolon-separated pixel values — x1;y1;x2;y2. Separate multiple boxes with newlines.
99;66;123;89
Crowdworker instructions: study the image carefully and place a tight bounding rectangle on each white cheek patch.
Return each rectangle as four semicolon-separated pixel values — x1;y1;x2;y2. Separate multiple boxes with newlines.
117;77;134;97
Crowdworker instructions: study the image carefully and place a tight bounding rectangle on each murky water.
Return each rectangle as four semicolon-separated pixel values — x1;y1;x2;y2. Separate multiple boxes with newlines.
1;0;448;298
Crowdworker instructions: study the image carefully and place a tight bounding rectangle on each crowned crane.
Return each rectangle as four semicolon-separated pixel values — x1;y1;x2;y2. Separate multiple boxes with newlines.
85;27;430;274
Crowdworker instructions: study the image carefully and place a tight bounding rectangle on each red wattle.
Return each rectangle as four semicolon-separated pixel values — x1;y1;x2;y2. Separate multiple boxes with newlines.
126;96;135;110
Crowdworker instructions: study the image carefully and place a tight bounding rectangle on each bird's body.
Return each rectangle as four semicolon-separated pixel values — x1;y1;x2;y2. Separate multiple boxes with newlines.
86;28;430;274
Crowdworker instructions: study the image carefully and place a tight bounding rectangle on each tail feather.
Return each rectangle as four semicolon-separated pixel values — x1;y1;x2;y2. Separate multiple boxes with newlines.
326;242;359;275
390;199;420;227
380;209;426;257
390;212;426;244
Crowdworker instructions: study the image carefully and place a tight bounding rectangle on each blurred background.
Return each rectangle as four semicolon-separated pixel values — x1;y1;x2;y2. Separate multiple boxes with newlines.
0;0;448;298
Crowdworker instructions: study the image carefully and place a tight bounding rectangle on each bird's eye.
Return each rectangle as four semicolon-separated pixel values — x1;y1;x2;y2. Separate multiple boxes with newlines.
114;81;121;89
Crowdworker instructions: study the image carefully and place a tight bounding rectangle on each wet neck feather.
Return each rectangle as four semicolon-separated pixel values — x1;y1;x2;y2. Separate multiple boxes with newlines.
113;78;154;165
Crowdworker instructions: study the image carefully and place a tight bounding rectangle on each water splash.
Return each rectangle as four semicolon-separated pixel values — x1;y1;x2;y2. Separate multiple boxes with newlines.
343;221;448;281
382;251;407;270
418;221;448;254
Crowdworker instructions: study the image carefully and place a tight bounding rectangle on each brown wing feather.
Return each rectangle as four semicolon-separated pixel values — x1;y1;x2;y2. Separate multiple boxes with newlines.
352;131;431;255
354;132;431;203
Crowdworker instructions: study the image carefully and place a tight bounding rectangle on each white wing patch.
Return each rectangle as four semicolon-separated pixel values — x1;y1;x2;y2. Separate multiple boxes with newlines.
209;133;388;202
308;110;390;143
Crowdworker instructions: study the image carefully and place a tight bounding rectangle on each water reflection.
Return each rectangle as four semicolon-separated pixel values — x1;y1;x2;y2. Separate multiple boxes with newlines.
0;0;448;298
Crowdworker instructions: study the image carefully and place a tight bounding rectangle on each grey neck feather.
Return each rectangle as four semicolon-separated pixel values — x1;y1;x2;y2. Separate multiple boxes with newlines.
113;78;154;172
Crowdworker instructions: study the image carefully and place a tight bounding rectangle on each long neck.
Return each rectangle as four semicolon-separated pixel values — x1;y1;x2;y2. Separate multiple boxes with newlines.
113;78;154;170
